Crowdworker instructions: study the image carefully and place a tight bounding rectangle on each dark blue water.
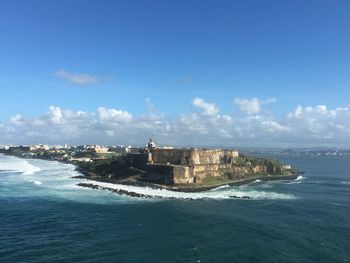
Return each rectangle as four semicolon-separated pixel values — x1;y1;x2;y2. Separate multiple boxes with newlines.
0;155;349;263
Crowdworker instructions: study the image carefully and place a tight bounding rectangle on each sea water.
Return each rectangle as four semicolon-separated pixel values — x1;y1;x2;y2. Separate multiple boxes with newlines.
0;154;349;262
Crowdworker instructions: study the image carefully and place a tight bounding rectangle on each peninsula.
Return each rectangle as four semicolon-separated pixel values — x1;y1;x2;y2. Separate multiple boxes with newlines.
76;139;298;193
0;139;299;195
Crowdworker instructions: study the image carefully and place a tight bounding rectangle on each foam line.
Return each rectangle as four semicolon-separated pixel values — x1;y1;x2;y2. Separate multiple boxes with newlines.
0;156;41;175
79;180;296;200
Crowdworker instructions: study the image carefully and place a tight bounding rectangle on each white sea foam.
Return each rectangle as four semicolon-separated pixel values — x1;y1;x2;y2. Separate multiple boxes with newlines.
295;175;305;181
210;185;230;191
259;183;273;188
340;181;350;185
30;180;42;185
0;156;41;175
306;180;327;184
82;181;296;200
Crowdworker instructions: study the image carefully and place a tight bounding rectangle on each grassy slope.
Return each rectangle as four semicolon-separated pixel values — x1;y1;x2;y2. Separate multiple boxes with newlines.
76;156;146;179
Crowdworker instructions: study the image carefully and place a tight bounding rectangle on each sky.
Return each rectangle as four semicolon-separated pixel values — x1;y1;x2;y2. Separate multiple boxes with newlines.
1;0;350;147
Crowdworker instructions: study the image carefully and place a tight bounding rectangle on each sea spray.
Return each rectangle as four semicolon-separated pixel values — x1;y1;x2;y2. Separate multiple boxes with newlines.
0;155;41;175
295;175;305;181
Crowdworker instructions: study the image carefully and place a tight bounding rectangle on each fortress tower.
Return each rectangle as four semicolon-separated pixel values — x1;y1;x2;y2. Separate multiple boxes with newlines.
146;138;157;163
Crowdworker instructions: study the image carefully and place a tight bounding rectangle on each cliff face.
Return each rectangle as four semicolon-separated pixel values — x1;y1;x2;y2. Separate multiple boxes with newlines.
190;149;238;165
128;149;289;186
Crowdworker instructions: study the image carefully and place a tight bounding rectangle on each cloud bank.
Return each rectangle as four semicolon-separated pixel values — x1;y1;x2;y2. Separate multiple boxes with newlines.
1;98;350;147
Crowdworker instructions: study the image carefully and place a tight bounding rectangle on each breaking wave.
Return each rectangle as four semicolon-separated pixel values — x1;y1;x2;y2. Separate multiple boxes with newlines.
295;175;305;181
0;155;41;175
30;180;42;185
252;179;262;183
82;181;296;200
210;185;230;191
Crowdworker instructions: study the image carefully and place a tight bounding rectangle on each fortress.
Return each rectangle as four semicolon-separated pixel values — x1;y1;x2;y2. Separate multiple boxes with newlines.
127;139;240;185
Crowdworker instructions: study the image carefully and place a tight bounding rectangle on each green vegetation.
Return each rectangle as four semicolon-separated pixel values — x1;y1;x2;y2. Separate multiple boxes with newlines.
234;156;248;167
223;171;237;180
37;151;67;160
73;151;96;158
201;176;233;186
236;155;285;174
96;152;120;159
240;155;282;167
0;148;26;156
76;155;146;179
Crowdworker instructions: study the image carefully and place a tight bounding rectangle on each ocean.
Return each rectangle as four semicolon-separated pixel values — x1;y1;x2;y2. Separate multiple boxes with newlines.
0;153;349;263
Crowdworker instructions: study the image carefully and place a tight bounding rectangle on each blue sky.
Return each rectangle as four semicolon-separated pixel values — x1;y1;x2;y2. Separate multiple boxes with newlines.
1;0;350;147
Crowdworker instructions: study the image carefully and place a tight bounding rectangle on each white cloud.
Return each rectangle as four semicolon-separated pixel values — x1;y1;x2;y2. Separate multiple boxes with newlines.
48;106;63;124
282;104;350;144
234;97;276;115
97;107;133;123
192;97;219;116
261;120;290;133
221;115;233;123
53;69;98;86
145;98;155;112
2;100;350;147
287;105;335;119
234;98;260;114
289;105;303;118
10;114;23;126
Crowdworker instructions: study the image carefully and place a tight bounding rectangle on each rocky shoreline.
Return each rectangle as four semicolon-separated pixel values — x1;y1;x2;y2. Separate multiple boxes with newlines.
72;163;300;194
77;182;255;199
76;183;158;199
73;172;300;199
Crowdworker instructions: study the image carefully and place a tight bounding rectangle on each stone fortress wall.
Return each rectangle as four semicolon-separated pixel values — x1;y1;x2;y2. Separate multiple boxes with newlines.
146;148;240;184
126;139;244;185
127;140;289;185
150;148;239;165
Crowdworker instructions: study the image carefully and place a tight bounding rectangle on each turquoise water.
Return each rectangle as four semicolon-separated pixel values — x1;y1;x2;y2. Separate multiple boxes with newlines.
0;154;349;262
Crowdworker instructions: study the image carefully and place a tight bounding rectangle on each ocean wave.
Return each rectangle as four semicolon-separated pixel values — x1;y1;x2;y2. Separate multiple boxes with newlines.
259;183;274;188
285;175;305;184
22;164;42;175
340;181;350;185
295;175;305;181
251;179;262;183
325;202;350;207
29;180;42;185
0;156;41;175
79;181;296;200
210;185;230;191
